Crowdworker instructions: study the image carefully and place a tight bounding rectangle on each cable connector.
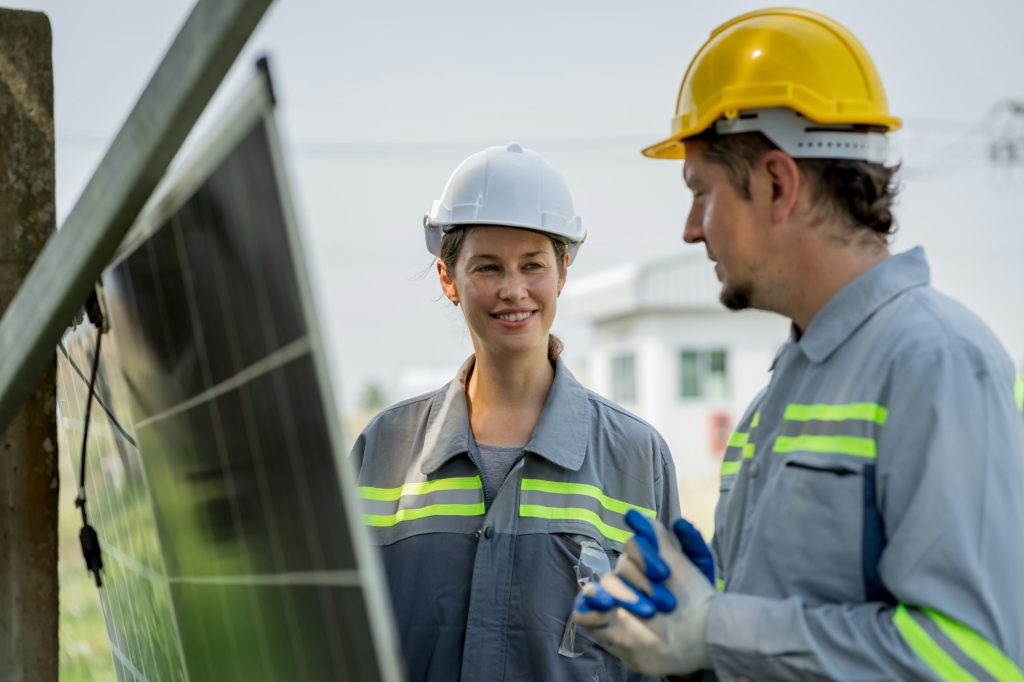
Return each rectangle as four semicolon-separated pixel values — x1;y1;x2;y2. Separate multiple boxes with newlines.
76;280;107;589
78;516;104;588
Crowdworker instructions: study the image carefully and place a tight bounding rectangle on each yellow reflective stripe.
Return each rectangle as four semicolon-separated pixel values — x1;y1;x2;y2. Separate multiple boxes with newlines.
923;607;1024;682
520;479;656;518
715;578;725;592
773;434;876;459
895;606;975;682
359;475;482;501
721;461;742;476
1015;375;1024;414
743;412;761;458
364;502;485;527
727;431;748;448
519;504;632;543
784;402;888;425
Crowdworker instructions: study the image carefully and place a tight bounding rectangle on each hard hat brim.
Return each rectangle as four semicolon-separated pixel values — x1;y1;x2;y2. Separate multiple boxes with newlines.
641;105;903;161
642;136;689;160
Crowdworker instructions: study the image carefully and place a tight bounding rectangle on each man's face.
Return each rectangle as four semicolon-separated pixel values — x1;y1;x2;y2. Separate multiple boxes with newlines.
682;144;764;311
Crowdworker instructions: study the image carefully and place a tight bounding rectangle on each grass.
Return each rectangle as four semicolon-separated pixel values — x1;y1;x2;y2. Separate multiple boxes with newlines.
58;427;115;681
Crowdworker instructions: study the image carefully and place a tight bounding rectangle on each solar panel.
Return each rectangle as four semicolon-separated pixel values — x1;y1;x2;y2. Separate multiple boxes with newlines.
56;69;402;681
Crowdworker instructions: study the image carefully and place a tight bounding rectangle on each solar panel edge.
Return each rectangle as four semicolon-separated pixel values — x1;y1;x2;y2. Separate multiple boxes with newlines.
257;99;405;682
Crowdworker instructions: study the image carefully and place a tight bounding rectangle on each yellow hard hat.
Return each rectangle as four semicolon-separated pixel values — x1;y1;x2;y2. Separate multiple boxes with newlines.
642;7;902;159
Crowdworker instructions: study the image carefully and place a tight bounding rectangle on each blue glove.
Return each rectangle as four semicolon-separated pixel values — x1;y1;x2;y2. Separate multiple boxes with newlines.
672;518;714;586
578;511;714;616
574;582;658;618
626;510;714;587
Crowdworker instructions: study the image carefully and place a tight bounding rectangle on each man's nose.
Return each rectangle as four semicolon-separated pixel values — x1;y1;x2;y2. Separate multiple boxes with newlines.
683;208;704;244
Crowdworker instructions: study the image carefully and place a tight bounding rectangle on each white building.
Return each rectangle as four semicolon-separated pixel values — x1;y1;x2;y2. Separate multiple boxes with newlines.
560;254;790;530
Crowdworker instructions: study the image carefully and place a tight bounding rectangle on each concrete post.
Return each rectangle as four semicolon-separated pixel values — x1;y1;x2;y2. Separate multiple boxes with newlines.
0;9;58;681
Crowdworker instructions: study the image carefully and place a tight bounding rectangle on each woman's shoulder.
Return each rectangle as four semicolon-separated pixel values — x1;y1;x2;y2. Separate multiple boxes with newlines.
360;383;451;435
582;389;669;449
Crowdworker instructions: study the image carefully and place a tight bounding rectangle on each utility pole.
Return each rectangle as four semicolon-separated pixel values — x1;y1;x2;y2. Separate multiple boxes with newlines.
0;8;58;681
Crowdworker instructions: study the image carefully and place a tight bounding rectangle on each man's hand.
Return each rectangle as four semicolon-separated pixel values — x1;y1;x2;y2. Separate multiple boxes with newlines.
572;511;715;675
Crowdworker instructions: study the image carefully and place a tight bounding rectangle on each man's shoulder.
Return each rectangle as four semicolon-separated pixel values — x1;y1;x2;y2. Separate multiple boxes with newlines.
885;285;1012;372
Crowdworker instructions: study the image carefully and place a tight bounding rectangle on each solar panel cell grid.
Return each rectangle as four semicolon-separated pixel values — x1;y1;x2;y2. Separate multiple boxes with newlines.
57;78;397;681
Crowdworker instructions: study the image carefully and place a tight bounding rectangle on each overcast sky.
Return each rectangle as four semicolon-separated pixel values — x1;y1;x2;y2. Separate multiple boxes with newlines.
13;0;1024;412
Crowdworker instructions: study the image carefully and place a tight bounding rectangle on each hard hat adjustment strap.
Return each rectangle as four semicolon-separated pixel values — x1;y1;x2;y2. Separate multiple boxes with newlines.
714;108;890;164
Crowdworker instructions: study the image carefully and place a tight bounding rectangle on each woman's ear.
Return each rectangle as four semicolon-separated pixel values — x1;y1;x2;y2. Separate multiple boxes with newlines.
438;259;460;306
557;251;569;296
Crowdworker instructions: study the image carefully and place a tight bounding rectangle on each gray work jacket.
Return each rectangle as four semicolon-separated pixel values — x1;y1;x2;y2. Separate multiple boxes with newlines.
353;357;680;682
707;248;1024;680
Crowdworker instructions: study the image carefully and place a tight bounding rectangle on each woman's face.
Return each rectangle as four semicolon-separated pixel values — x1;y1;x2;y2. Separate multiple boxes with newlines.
439;226;567;361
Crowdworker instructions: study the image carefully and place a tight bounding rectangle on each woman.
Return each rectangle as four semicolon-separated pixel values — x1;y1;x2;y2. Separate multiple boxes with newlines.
352;142;680;682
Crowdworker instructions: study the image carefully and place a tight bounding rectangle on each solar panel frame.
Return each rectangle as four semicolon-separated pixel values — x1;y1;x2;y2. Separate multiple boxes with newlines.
58;68;403;681
0;0;274;438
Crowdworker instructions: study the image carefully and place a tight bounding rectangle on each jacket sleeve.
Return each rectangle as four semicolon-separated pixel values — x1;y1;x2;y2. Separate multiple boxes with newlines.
654;435;682;528
704;342;1024;681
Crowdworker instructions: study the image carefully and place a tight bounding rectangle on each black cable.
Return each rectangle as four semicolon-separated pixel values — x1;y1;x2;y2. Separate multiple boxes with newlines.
57;340;136;448
76;292;105;589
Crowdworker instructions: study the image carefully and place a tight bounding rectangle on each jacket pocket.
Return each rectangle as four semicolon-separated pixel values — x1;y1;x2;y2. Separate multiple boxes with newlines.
757;454;867;603
558;535;616;658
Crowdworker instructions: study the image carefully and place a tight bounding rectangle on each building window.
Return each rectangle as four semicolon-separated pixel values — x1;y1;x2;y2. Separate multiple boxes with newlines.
678;349;729;400
611;353;637;404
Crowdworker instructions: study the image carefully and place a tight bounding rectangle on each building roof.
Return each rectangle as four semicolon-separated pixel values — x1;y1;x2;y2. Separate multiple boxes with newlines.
562;253;723;322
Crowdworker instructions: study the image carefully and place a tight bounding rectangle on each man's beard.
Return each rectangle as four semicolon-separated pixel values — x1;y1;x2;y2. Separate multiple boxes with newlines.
720;281;754;311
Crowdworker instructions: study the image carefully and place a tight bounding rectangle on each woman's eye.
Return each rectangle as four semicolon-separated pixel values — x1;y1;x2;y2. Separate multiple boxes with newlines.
476;264;497;273
524;262;544;270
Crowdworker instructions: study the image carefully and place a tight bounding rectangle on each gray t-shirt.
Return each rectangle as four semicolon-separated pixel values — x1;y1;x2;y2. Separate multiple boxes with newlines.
474;440;524;507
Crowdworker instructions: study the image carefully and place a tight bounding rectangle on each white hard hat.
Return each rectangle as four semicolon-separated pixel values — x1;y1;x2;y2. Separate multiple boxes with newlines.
424;142;586;265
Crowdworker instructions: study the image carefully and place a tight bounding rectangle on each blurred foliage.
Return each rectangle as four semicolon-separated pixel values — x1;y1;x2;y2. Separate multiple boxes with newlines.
59;443;115;681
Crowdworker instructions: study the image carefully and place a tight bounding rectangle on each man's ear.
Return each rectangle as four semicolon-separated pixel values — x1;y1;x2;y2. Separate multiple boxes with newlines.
761;150;801;224
438;259;459;305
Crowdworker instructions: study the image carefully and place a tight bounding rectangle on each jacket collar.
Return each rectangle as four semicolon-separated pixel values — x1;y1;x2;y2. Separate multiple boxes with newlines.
420;355;591;474
797;247;930;364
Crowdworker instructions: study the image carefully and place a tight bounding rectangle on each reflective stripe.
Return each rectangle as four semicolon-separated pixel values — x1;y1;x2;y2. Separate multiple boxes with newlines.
727;431;748;448
923;607;1024;682
520;479;656;518
359;476;485;527
365;502;486;527
1015;375;1023;414
722;412;761;475
894;605;1024;682
784;402;888;425
715;578;725;592
773;434;877;459
519;504;633;543
745;411;761;458
779;417;877;440
359;475;483;501
894;606;975;682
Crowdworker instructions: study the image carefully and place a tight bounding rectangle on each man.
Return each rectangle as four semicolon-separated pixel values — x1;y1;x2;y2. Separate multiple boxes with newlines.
573;8;1024;680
